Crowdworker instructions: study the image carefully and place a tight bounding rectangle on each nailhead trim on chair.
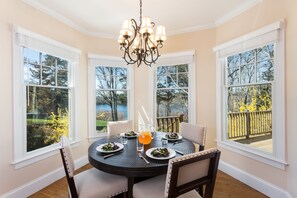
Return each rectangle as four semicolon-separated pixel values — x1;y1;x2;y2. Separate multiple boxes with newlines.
62;148;73;178
165;148;218;197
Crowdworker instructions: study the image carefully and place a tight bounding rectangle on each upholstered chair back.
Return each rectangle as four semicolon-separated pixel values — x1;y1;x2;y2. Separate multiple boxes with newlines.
164;148;221;198
180;122;207;151
107;120;133;136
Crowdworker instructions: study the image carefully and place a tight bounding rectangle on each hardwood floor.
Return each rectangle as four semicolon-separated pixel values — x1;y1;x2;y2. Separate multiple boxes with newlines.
29;164;267;198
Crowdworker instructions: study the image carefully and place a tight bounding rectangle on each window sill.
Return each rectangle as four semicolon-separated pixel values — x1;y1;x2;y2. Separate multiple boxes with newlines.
12;139;81;169
88;134;107;142
217;140;288;170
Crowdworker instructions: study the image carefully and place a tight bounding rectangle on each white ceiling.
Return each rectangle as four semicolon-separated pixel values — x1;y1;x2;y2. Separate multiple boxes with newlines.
23;0;261;38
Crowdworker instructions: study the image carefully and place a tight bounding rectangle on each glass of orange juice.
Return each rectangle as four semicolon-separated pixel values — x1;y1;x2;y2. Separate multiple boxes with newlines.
138;124;152;145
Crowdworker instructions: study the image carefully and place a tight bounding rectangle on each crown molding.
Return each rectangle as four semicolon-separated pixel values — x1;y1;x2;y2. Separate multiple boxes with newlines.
167;24;216;36
215;0;263;26
23;0;263;39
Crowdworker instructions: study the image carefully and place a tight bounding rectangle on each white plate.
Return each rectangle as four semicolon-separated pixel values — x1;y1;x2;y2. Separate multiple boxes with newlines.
163;134;183;141
120;132;138;138
146;147;176;160
96;142;124;153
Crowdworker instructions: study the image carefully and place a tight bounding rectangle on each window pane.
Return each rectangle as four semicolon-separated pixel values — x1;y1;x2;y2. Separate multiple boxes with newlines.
177;64;188;72
157;75;167;88
227;84;272;153
227;54;240;68
178;74;188;87
23;48;40;64
96;90;128;132
257;44;274;61
168;65;177;73
25;63;40;85
240;50;255;65
42;66;55;86
227;66;239;85
115;76;127;89
167;74;177;88
156;89;188;123
257;60;274;82
42;54;56;66
115;67;127;76
57;58;68;70
26;86;69;152
57;70;68;86
240;64;255;84
157;66;166;76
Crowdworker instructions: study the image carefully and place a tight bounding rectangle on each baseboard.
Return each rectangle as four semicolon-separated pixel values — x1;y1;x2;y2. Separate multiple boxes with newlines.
219;160;291;198
0;155;88;198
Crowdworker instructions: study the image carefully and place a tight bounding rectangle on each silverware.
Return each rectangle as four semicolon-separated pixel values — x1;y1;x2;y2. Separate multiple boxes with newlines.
138;153;150;164
173;140;183;145
174;149;184;155
103;151;123;159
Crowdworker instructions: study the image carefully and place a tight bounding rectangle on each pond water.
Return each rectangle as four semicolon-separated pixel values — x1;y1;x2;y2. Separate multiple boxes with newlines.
96;104;128;117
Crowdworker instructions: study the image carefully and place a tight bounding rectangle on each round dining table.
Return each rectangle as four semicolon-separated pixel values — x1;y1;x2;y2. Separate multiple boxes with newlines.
88;132;195;198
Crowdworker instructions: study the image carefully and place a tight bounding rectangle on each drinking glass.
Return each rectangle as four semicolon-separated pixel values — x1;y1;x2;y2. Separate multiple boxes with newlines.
136;138;144;152
121;136;128;145
162;138;168;146
150;126;156;139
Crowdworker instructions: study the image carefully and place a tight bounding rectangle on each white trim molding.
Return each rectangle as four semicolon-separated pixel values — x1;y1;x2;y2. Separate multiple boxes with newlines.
22;0;262;38
219;160;292;198
1;156;88;198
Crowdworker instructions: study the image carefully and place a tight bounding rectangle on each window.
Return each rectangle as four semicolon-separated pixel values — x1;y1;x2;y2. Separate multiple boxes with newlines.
156;64;189;122
226;44;274;153
88;55;134;138
149;51;195;131
13;26;80;168
24;48;71;152
214;21;286;169
96;66;128;132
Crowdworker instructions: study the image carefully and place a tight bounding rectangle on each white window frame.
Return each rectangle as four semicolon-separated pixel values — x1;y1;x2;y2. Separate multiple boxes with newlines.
214;21;287;169
88;54;134;140
149;50;196;127
12;26;81;169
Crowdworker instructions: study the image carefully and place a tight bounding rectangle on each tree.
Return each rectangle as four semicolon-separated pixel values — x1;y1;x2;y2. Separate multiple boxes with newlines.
96;67;127;121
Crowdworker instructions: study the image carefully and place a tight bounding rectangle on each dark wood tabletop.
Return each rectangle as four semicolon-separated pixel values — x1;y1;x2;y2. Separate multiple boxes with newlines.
88;132;195;197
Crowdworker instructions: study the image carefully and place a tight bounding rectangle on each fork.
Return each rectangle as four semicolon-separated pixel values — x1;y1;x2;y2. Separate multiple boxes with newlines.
138;153;150;164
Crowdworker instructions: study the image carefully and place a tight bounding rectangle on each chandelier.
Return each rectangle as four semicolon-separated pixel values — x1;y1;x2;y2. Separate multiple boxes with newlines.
118;0;166;67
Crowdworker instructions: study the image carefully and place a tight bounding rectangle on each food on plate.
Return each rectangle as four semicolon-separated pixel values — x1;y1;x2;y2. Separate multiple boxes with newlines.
102;142;119;151
151;148;170;157
124;131;137;136
166;132;179;139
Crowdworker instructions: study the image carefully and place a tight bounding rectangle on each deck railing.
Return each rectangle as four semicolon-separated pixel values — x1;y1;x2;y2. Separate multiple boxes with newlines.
156;114;184;133
228;110;272;139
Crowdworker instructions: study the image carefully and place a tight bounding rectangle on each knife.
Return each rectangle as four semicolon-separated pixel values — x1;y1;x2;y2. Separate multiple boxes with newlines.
103;151;123;159
174;149;184;155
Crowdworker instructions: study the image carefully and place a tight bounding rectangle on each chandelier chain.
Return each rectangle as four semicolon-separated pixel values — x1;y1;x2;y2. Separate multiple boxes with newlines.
139;0;142;26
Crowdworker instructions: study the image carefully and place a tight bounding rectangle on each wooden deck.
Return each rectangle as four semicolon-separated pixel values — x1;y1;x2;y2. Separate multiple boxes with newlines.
29;164;267;198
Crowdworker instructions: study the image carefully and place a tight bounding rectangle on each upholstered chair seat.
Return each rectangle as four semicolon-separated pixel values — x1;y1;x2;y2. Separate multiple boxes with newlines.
60;136;127;198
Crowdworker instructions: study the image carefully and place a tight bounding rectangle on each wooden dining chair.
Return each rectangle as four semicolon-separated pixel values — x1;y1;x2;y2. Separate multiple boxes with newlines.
107;120;133;136
179;122;207;151
59;136;127;198
133;148;221;198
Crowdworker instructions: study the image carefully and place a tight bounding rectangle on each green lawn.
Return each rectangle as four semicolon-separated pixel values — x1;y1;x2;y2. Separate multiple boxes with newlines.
96;120;107;127
27;119;51;124
27;118;107;127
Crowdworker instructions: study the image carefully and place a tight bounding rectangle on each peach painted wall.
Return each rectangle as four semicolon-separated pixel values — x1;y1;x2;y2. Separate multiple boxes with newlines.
215;0;297;196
